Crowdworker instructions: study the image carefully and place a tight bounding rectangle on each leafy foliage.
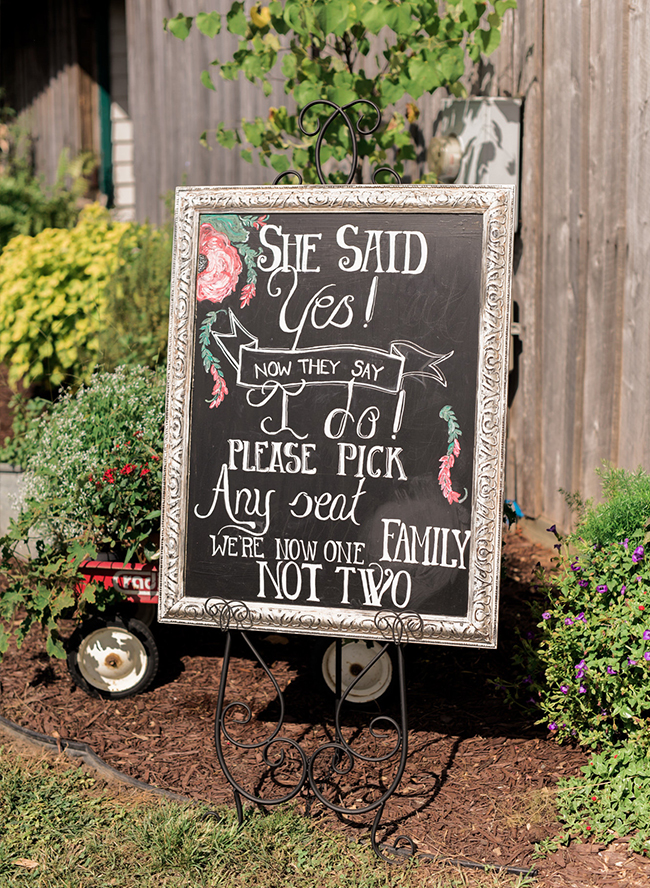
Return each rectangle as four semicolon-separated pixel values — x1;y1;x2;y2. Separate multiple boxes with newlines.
98;221;173;371
0;204;133;391
520;527;650;749
0;392;49;467
562;463;650;549
165;0;516;182
0;367;165;658
0;104;93;251
539;743;650;856
0;205;173;394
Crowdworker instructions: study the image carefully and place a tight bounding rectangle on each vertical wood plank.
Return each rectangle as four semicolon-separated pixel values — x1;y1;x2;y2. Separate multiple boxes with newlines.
619;1;650;470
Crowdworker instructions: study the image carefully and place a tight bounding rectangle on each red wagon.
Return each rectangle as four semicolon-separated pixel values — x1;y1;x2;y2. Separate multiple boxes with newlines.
67;560;159;699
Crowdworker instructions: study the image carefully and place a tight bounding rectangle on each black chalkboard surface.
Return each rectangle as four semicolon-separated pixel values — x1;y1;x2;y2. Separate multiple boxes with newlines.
159;186;514;648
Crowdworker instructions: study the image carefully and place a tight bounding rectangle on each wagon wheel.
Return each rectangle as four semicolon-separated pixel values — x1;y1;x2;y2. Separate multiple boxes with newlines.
66;616;159;699
317;639;395;705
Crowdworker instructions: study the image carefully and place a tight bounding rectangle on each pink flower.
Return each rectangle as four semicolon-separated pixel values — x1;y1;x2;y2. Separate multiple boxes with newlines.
438;453;460;504
438;439;462;505
240;283;256;308
197;223;242;303
209;367;228;408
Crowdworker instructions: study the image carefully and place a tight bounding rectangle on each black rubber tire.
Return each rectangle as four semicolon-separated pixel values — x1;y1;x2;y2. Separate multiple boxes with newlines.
66;616;159;699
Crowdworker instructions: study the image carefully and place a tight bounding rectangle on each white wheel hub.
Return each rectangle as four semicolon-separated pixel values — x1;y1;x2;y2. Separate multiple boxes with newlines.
321;641;393;703
77;626;148;694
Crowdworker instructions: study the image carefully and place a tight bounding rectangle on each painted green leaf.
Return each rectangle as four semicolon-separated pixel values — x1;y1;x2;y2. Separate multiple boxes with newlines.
196;11;221;37
216;124;239;150
358;0;390;35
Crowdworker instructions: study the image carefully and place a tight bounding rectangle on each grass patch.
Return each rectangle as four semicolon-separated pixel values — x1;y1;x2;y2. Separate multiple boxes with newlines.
0;742;534;887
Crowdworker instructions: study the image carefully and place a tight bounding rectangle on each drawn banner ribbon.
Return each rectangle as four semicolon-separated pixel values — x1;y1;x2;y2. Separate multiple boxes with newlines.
212;309;453;395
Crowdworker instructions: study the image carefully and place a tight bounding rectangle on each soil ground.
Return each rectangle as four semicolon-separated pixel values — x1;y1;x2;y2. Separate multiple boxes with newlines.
2;529;650;887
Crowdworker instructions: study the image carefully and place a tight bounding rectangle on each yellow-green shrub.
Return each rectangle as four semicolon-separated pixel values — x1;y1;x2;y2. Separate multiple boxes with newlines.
0;203;133;390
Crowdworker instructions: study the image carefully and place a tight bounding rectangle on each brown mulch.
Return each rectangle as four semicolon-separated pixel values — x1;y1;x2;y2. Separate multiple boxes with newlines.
2;530;650;887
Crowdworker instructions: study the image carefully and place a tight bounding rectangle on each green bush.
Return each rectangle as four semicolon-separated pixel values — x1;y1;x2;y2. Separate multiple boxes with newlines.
98;220;172;371
525;527;650;749
540;742;650;856
0;366;165;658
0;204;133;390
0;105;93;251
0;205;173;395
563;463;650;549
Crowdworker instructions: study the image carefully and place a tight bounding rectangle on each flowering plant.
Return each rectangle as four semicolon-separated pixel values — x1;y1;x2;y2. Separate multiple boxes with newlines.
0;367;165;658
528;528;650;748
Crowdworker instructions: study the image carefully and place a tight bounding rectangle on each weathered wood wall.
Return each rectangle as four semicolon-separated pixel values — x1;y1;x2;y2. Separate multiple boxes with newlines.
1;0;101;185
125;0;288;222
479;0;650;531
3;0;648;532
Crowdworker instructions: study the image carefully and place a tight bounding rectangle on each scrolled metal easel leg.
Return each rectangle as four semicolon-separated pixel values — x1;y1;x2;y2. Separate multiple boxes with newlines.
213;627;415;860
214;629;308;821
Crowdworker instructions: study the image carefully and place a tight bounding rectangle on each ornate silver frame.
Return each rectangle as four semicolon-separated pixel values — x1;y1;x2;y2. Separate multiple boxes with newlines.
159;184;514;648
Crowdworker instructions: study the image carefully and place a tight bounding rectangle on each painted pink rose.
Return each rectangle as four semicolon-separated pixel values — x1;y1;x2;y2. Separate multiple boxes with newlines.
197;223;242;303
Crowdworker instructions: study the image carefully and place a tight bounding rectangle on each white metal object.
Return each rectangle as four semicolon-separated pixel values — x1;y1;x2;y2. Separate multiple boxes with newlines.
430;97;522;225
321;640;393;703
77;625;149;694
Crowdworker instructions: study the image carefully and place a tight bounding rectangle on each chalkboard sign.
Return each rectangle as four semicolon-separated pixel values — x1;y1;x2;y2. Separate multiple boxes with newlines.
159;185;514;647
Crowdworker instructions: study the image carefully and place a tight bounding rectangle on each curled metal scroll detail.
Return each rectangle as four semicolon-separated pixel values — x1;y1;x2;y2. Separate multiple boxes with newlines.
215;631;414;862
287;100;400;186
374;611;425;644
205;598;252;630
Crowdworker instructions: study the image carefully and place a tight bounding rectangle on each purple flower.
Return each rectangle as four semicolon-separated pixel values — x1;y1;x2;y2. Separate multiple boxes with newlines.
522;676;532;684
623;539;629;549
548;722;557;731
560;685;569;694
645;652;650;661
579;684;587;694
571;561;582;572
606;666;617;675
554;543;561;552
621;585;627;596
597;584;608;594
542;611;551;620
643;630;650;641
578;579;588;588
547;525;557;534
526;631;534;639
565;617;574;626
633;546;645;563
628;658;637;666
577;612;587;623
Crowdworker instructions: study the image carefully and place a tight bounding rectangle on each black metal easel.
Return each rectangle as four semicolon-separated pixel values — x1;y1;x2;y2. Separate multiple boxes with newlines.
206;100;414;862
207;102;537;877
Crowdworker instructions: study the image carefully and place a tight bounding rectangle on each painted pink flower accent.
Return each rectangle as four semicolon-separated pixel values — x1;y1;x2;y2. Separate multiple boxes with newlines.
197;223;243;303
209;365;228;409
240;283;256;308
438;446;461;505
